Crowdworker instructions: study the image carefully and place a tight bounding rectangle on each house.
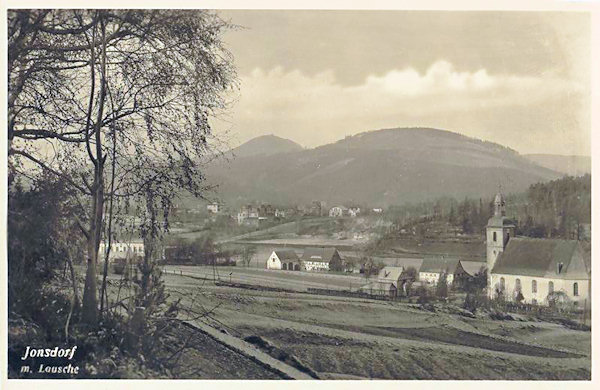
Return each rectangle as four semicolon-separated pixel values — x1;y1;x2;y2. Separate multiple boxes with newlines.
329;206;348;218
237;205;260;225
348;207;361;217
487;191;591;306
418;256;466;286
360;266;412;296
275;209;286;218
309;200;325;216
206;202;221;214
360;280;398;297
99;238;144;263
372;208;383;214
301;247;343;271
338;252;362;273
267;250;302;271
258;204;275;217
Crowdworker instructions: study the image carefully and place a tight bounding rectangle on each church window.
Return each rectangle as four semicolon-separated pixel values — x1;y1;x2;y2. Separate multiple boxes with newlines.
500;277;505;291
548;281;554;294
493;232;497;242
515;278;522;293
532;280;537;293
573;282;579;296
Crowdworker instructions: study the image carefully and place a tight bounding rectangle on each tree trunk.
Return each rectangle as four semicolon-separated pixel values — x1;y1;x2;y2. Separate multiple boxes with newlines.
81;15;108;326
81;170;104;325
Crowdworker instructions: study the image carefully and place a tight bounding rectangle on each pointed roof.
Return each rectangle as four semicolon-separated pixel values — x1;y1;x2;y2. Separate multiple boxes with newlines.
491;237;589;279
460;261;487;277
377;266;404;287
272;250;299;261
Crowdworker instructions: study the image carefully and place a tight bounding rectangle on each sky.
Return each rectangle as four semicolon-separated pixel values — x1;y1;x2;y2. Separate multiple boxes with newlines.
212;10;590;156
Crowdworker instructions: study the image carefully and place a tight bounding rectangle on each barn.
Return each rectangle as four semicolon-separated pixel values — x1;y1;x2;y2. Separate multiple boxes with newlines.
301;247;342;271
266;250;302;271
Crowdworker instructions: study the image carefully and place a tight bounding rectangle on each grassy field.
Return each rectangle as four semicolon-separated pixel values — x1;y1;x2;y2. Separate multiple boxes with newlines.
162;265;367;291
158;270;591;380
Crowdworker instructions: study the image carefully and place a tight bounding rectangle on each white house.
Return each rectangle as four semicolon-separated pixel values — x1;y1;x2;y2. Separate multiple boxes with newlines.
372;208;383;214
487;192;591;306
266;250;302;270
348;207;361;217
418;257;465;286
99;239;144;263
237;205;260;225
329;206;348;218
207;202;221;214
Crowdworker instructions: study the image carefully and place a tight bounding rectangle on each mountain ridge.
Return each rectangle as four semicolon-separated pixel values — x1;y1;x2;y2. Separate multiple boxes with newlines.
204;127;562;207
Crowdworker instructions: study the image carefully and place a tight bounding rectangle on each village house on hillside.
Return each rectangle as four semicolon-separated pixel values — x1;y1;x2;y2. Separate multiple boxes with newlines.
348;207;361;217
301;247;343;271
206;202;221;214
267;250;302;271
329;206;348;218
486;192;591;306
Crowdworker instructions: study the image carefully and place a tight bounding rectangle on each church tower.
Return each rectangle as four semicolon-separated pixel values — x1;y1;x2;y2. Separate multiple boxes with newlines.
486;191;515;296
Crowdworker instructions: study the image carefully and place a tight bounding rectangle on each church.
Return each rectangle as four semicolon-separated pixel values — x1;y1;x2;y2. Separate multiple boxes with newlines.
486;192;591;307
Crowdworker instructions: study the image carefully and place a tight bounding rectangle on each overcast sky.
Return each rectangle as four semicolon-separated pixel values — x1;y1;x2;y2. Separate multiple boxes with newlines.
213;10;590;156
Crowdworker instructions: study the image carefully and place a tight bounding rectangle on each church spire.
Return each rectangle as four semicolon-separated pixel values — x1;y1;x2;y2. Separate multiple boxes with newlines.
493;190;505;217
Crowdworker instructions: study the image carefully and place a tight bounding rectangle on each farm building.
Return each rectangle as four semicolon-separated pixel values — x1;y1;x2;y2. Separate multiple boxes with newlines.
301;247;343;271
486;191;591;306
266;250;302;270
418;256;466;286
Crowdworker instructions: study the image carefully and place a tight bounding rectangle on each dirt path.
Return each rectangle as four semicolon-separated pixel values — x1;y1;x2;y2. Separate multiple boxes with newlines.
182;318;314;379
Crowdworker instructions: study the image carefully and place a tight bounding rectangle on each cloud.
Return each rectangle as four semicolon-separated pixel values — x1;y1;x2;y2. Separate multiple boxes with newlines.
214;61;586;154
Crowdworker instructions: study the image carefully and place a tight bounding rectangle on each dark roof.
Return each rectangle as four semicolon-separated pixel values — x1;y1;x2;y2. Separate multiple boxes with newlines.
301;247;339;263
487;215;516;228
419;257;461;274
273;250;299;261
491;237;589;279
460;261;486;277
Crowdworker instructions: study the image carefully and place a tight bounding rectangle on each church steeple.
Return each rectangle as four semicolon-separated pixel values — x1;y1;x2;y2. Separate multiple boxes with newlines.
486;189;515;298
493;191;506;217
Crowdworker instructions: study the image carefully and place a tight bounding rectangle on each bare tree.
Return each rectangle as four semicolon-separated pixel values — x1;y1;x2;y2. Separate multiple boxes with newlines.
240;245;256;267
8;10;236;325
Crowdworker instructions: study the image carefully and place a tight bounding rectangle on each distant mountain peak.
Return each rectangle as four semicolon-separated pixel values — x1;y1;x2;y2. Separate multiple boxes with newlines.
231;134;303;158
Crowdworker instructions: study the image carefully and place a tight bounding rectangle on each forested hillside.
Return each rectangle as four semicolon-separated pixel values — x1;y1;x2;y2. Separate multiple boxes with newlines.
382;174;591;241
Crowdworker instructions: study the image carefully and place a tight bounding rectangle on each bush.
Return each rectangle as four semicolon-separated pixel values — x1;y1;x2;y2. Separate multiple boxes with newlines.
463;292;486;314
416;285;431;304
